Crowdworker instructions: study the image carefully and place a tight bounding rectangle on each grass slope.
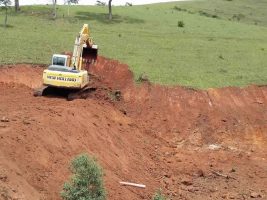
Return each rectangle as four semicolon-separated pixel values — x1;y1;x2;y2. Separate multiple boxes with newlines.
0;0;267;88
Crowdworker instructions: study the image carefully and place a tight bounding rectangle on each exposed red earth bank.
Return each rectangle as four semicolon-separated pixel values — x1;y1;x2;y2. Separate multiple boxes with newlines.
0;56;266;200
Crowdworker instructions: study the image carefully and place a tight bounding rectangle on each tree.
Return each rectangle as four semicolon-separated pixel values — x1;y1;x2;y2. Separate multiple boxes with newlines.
108;0;112;20
14;0;20;12
61;154;106;200
65;0;79;16
66;0;79;4
0;0;11;27
52;0;57;19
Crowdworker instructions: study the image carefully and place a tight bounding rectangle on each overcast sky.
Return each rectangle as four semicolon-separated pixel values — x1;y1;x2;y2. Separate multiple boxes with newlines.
12;0;189;6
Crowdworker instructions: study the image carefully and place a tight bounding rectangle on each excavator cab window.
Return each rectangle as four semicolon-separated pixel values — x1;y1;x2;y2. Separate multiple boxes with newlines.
52;56;66;66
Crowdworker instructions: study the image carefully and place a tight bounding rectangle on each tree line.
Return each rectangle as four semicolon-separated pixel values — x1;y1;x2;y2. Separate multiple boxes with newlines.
0;0;113;27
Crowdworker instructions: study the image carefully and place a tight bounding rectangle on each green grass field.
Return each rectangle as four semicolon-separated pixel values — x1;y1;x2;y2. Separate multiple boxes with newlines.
0;0;267;88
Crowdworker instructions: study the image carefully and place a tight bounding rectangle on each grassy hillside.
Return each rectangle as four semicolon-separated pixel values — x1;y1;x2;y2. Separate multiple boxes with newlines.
177;0;267;26
0;0;267;88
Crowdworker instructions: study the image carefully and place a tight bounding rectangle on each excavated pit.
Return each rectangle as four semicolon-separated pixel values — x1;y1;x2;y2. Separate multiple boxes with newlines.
0;57;266;200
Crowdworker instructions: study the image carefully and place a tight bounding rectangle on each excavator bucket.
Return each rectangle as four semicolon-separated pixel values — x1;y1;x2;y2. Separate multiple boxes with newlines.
82;45;98;71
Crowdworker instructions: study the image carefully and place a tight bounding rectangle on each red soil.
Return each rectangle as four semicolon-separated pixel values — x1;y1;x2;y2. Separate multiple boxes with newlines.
0;57;266;200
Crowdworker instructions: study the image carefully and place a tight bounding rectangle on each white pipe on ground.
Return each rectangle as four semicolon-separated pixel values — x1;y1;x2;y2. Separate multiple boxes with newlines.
119;181;146;188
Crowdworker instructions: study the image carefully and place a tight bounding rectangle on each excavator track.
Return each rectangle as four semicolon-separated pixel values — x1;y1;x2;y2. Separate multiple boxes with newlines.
33;86;49;97
33;85;97;101
67;85;97;101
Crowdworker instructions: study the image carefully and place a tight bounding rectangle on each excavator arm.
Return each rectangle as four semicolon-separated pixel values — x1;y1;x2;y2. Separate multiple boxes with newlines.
71;24;98;70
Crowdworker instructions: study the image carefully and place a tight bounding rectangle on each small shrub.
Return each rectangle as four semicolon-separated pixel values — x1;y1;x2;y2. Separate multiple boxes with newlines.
199;10;209;17
218;68;227;73
173;6;187;12
177;20;184;28
232;13;245;21
61;153;106;200
109;90;121;101
137;73;149;83
218;55;224;60
236;75;243;79
198;11;218;19
153;189;167;200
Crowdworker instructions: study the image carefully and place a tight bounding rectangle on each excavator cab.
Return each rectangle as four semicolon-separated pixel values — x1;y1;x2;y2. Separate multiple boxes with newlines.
52;54;71;67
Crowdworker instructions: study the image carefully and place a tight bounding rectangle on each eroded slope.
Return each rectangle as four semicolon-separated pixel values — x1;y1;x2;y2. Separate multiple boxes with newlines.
0;58;266;199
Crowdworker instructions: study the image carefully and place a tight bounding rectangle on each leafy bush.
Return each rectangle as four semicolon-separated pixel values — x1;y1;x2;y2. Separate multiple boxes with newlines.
153;189;167;200
61;154;106;200
177;20;185;28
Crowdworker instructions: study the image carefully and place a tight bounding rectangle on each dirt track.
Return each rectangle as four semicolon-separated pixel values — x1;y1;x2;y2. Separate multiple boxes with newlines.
0;57;267;200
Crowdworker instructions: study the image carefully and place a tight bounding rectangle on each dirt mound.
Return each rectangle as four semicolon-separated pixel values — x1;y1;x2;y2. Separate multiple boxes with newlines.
0;64;44;89
0;84;159;200
0;58;266;200
89;56;134;90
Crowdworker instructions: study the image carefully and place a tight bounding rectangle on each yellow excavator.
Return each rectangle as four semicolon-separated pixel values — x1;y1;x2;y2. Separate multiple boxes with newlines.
34;24;98;98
